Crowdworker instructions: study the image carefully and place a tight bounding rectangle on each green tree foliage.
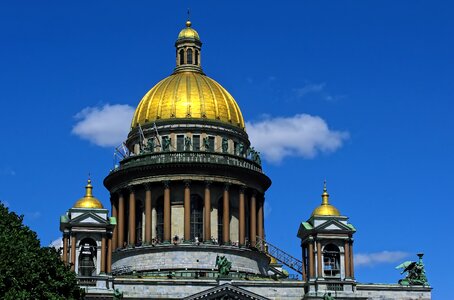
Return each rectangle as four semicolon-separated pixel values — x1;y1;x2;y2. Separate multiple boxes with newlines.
0;202;84;299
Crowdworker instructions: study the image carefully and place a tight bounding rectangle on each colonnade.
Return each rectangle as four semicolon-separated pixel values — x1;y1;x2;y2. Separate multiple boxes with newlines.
62;232;113;274
301;238;354;281
110;180;265;249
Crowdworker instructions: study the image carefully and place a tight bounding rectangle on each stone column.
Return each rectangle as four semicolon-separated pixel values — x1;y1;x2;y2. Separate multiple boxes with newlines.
204;181;211;242
111;195;118;250
344;240;350;278
250;191;257;246
128;187;136;246
222;184;230;245
238;186;246;246
317;241;322;278
184;180;191;241
144;184;152;244
257;197;264;241
350;239;355;279
107;235;112;273
100;235;106;273
62;234;68;264
118;193;125;248
308;240;315;279
163;181;171;242
70;235;76;272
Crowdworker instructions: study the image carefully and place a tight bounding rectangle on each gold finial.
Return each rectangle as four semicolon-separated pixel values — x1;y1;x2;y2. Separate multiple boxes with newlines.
186;8;191;27
85;178;93;198
321;180;329;205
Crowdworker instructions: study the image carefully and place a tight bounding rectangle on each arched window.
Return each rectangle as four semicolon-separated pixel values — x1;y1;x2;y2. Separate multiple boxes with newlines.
187;48;193;64
190;194;203;241
179;49;184;65
323;244;341;277
195;50;199;65
217;198;223;244
156;196;164;243
78;238;97;276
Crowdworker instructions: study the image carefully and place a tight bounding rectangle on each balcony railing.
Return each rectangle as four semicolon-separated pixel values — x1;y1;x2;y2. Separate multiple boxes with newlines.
112;151;263;173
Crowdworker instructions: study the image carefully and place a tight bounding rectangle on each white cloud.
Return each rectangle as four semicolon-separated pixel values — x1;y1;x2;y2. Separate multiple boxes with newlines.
355;251;409;267
49;238;63;250
1;200;10;208
246;114;348;163
72;104;135;147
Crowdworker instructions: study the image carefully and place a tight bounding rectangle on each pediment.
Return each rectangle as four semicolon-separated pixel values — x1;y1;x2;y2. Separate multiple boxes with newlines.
316;219;353;232
70;211;108;225
184;283;270;300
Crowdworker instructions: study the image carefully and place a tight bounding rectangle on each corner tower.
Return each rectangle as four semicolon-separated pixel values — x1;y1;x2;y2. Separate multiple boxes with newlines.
297;182;356;295
104;21;271;279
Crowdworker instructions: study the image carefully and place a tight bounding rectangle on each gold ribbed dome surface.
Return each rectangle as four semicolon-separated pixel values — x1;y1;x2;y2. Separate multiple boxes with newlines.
311;182;340;217
178;20;200;40
73;179;103;209
131;71;245;129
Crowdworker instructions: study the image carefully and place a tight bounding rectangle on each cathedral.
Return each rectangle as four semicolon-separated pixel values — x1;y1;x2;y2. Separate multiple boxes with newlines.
59;20;432;300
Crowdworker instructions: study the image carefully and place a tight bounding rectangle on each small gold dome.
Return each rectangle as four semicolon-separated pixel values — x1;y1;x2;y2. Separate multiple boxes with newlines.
311;181;340;217
73;179;103;209
178;21;200;40
131;71;245;129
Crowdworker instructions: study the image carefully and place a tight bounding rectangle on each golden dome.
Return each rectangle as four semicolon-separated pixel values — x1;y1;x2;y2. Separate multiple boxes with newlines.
73;179;103;209
311;181;340;217
178;20;200;40
131;71;245;129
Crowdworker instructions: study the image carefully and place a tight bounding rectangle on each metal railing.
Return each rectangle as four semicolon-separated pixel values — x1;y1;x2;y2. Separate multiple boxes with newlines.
114;151;263;173
256;236;303;275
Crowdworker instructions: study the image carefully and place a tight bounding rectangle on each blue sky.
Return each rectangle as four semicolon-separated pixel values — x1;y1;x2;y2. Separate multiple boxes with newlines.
0;1;452;298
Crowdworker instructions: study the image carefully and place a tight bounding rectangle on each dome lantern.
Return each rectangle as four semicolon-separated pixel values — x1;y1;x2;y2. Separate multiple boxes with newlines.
175;20;202;73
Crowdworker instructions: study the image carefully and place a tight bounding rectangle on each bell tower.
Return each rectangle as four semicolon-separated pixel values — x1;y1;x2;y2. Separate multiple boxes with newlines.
297;182;356;295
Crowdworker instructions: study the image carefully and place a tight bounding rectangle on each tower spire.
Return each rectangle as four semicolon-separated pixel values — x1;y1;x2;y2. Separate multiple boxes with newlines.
321;180;329;205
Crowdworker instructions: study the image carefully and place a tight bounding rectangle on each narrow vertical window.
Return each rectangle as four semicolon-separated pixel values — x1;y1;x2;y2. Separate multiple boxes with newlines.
195;50;199;65
187;48;193;64
179;49;184;65
193;135;200;151
217;198;223;244
176;135;184;151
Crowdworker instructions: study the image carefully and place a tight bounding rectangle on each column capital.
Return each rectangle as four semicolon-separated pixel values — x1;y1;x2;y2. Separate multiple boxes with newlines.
127;185;136;193
144;182;152;191
184;180;191;188
251;189;258;197
163;180;170;189
204;180;212;188
224;183;231;191
239;185;247;193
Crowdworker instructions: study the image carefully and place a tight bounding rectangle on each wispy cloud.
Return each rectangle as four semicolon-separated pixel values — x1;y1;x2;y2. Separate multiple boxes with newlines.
294;83;326;98
0;200;10;208
26;211;41;220
0;167;16;176
246;114;348;164
355;251;409;267
72;104;135;147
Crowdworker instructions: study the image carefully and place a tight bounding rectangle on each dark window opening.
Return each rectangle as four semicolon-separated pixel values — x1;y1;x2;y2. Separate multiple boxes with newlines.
195;50;199;65
217;198;223;244
78;238;97;276
179;49;184;65
187;48;193;64
177;135;184;151
208;136;215;152
193;135;200;151
323;244;341;278
156;197;164;243
190;194;203;241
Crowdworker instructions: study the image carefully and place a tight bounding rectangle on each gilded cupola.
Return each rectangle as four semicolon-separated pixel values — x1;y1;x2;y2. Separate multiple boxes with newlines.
73;179;103;209
311;181;341;217
130;21;245;130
